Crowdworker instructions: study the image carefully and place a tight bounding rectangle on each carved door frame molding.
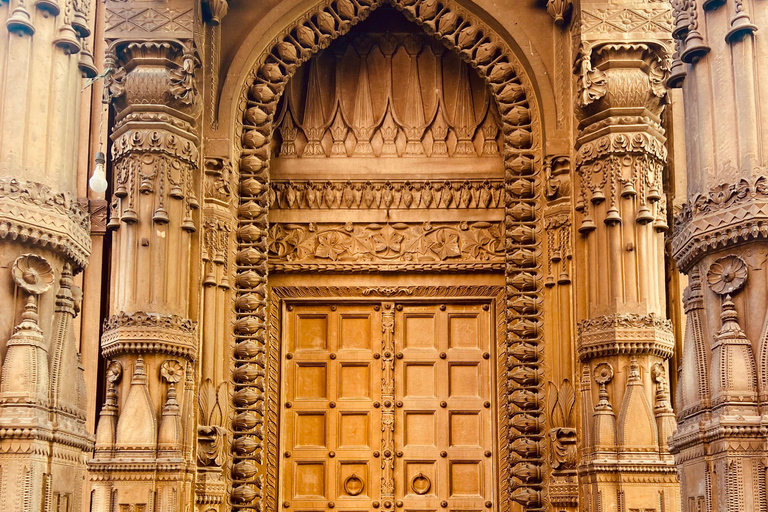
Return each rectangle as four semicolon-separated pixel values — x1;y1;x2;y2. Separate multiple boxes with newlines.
230;1;546;509
266;285;507;512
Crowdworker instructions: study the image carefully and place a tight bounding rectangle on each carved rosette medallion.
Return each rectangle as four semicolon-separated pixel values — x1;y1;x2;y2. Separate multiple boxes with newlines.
706;255;747;296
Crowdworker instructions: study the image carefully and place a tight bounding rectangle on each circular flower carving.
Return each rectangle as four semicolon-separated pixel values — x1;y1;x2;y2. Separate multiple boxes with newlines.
707;255;748;296
160;359;184;384
593;362;614;385
12;254;54;295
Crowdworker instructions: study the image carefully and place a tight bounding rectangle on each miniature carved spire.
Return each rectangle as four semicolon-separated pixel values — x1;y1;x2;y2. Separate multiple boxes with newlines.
618;357;658;452
49;263;86;420
158;360;184;457
679;265;709;417
592;363;616;452
651;363;677;452
580;365;594;450
94;361;123;455
710;296;758;411
0;255;53;410
115;355;157;452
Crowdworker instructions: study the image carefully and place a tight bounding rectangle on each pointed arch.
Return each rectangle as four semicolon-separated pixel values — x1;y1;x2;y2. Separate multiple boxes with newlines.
230;1;546;510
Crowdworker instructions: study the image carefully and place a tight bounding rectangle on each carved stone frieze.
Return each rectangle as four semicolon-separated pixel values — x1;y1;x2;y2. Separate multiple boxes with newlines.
267;220;504;269
579;5;673;40
577;313;674;360
270;180;504;210
105;6;194;38
0;177;91;268
673;172;768;270
101;312;197;359
575;132;667;166
271;285;503;299
111;127;199;164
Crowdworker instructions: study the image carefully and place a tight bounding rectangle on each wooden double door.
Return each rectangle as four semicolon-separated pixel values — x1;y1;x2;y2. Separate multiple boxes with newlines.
280;301;496;512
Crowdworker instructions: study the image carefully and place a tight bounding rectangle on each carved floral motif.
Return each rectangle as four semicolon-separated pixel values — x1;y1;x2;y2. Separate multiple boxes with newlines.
706;255;748;296
580;7;673;37
547;0;573;25
168;52;200;106
577;312;673;334
12;254;54;295
103;311;196;333
160;360;184;384
547;379;577;470
268;221;503;265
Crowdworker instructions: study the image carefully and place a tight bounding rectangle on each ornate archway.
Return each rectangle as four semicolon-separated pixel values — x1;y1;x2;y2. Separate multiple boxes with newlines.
230;0;544;510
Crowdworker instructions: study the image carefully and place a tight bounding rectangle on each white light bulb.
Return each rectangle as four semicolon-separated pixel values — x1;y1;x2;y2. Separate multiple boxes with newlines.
89;151;108;193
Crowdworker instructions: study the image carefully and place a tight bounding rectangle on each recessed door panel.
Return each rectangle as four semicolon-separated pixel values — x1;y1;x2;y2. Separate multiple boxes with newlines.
395;303;494;512
282;301;495;512
283;304;382;512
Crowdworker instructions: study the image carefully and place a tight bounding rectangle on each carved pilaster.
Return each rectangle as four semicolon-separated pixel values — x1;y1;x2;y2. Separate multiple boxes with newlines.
89;4;201;510
669;0;768;505
573;3;679;508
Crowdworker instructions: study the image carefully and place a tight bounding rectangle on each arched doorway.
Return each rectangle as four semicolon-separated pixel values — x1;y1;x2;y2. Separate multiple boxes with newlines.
231;1;544;511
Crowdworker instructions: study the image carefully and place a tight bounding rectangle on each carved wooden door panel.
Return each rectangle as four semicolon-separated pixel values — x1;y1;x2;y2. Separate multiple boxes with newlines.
281;301;495;512
282;304;383;512
394;303;495;512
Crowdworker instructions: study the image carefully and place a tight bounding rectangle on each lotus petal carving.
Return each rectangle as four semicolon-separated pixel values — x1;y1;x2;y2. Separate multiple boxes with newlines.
707;255;748;296
12;254;54;295
160;359;184;384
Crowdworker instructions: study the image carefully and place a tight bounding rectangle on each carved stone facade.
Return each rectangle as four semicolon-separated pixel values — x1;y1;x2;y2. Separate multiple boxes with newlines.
0;0;96;509
1;0;767;512
666;0;768;510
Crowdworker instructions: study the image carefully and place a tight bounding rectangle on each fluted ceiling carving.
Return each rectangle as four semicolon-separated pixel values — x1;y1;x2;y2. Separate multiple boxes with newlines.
273;15;505;160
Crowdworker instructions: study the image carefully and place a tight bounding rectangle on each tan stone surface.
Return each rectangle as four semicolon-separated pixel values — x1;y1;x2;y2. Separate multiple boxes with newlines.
1;1;765;512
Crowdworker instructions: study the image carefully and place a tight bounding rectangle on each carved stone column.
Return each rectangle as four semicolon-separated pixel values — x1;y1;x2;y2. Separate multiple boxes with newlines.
88;2;201;511
668;0;768;509
0;0;95;510
572;2;680;510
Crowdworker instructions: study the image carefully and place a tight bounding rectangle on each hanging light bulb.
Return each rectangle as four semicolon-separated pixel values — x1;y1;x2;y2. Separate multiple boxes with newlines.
89;151;108;193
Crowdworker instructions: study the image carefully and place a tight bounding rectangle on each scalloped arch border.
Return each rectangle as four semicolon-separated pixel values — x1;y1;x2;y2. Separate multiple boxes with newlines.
230;1;547;510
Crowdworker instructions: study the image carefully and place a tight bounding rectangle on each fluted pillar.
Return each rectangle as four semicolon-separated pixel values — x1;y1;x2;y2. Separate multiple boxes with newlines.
87;2;201;511
572;2;680;509
0;0;95;510
668;0;768;509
